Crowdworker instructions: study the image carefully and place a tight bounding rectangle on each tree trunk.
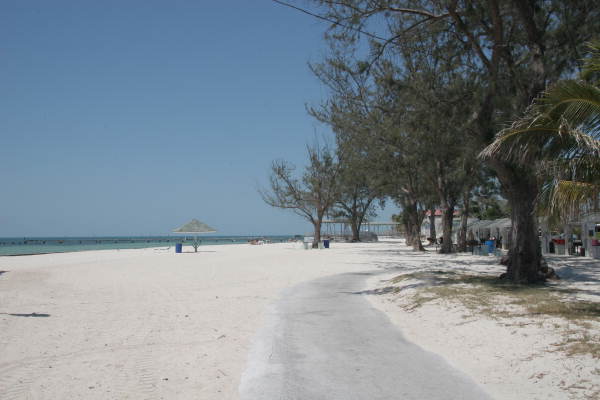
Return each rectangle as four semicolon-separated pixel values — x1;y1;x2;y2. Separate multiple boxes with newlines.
312;219;322;248
405;201;425;251
402;215;413;246
495;162;542;282
350;218;360;242
539;218;550;255
411;223;425;251
440;205;455;253
429;209;436;244
457;191;470;252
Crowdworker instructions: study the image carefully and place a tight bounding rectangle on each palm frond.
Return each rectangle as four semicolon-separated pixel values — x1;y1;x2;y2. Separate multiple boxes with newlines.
480;67;600;163
481;42;600;220
538;80;600;135
581;40;600;82
539;179;600;216
539;155;600;184
480;114;600;163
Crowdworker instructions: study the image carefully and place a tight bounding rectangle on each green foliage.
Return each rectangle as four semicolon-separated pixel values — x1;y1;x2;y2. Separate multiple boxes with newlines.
481;41;600;217
259;143;339;232
288;0;600;274
471;197;509;220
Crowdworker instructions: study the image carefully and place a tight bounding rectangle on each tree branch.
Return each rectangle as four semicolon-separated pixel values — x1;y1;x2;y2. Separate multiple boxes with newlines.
271;0;387;41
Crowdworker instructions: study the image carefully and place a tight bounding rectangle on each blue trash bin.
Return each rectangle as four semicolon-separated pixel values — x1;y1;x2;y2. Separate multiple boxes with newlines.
175;243;182;253
323;239;330;249
485;240;495;255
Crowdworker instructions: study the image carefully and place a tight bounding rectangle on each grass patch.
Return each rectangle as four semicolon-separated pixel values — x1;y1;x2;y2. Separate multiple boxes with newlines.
389;270;600;358
390;270;458;283
559;331;600;359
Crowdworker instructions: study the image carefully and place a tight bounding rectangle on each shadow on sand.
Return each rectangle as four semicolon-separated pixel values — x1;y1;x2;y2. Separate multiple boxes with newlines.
358;241;600;299
1;312;51;318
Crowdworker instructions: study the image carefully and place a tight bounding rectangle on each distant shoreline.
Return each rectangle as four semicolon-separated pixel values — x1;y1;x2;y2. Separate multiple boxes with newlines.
0;235;297;256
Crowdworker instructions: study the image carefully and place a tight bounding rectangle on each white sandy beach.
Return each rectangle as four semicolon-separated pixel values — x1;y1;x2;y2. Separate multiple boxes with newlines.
1;240;599;399
365;245;600;400
0;242;370;399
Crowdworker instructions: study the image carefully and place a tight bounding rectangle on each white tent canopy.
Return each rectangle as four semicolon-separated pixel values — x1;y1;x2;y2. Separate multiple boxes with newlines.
487;218;511;233
467;220;495;240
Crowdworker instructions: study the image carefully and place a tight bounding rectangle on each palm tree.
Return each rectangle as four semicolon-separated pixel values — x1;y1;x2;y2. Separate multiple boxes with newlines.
480;41;600;280
482;42;600;212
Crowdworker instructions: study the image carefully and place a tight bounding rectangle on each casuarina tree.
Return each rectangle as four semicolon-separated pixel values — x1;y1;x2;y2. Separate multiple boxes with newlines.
260;144;339;248
277;0;600;282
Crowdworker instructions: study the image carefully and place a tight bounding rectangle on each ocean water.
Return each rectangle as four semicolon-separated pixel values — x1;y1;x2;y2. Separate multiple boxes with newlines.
0;236;296;256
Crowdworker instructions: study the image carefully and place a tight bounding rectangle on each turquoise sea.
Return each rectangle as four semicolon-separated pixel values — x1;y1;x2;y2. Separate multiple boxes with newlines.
0;235;296;256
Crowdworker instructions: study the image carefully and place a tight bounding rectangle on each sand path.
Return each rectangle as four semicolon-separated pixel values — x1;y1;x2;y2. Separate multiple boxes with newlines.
239;270;491;399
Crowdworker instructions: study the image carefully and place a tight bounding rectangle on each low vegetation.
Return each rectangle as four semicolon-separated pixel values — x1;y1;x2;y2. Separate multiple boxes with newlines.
389;270;600;358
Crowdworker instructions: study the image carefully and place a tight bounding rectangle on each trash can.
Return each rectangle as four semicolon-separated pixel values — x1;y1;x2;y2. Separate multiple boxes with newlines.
323;239;330;249
175;243;182;253
580;247;586;256
303;242;309;250
485;240;495;255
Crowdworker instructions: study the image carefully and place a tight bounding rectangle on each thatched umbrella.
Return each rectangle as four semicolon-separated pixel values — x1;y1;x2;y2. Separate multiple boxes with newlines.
172;219;216;252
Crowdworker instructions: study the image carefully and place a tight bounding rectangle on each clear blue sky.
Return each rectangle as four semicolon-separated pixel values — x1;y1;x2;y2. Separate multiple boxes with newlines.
0;0;397;237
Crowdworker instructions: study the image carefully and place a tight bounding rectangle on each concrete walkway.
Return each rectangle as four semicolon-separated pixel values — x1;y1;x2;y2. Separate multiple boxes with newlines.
239;270;492;400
